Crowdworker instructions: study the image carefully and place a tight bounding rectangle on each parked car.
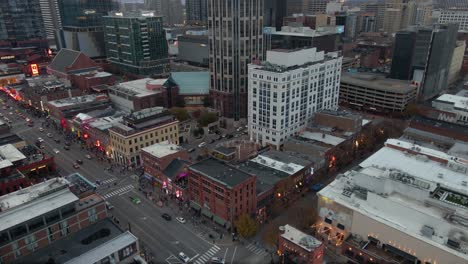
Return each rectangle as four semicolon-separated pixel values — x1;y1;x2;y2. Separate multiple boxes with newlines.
310;183;324;192
161;213;172;221
178;252;190;263
176;217;186;224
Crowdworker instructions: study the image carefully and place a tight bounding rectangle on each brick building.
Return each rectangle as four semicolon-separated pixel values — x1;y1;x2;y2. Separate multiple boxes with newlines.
0;176;108;263
188;158;257;229
278;225;324;264
46;94;112;121
46;49;99;79
69;70;115;94
141;141;190;199
84;116;123;156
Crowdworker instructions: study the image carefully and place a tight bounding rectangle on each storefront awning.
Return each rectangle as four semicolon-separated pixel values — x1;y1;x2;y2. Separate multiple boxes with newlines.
201;208;213;218
190;201;201;210
213;215;227;226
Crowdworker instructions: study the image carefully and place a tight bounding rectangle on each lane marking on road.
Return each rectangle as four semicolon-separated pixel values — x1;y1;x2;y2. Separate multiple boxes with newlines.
230;246;237;264
223;248;229;262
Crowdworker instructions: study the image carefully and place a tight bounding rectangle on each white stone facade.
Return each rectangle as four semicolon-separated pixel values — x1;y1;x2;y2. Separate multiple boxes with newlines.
248;48;342;149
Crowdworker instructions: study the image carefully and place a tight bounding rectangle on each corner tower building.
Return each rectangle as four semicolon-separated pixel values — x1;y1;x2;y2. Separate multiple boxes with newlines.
208;0;264;121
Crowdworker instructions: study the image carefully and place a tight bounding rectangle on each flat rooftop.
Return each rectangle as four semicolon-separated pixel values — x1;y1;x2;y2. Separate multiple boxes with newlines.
251;151;307;175
0;178;77;232
280;224;322;252
15;219;127;264
88;116;123;131
299;131;346;146
110;78;165;98
48;94;109;108
190;158;254;189
434;94;468;111
341;72;417;94
319;139;468;260
142;141;183;158
237;160;289;195
170;72;209;95
0;144;27;169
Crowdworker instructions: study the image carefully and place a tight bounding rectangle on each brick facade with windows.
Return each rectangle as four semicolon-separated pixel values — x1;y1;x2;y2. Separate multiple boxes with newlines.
188;158;256;228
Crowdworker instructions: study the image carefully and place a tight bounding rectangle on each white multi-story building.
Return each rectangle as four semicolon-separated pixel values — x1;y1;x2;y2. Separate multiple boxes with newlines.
317;139;468;264
432;93;468;126
438;9;468;31
248;48;342;149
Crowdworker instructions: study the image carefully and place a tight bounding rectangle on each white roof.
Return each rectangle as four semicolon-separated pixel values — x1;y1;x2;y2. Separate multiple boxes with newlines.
88;116;123;131
64;231;138;264
251;155;304;175
300;131;346;146
142;141;182;158
48;94;107;108
319;139;468;260
434;94;468;111
0;144;26;169
114;78;165;98
280;224;322;252
0;178;78;231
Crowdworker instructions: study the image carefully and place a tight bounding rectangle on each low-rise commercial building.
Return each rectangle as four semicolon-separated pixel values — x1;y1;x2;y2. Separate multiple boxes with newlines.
0;176;108;263
109;107;179;166
108;78;170;112
432;93;468;126
46;49;100;79
340;72;417;113
47;94;112;121
84;116;124;156
188;158;257;229
317;139;468;264
177;35;209;67
278;224;324;264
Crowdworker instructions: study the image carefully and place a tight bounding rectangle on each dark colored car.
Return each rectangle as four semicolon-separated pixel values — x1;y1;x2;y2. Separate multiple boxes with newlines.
65;141;71;146
76;159;83;165
54;138;61;143
64;145;70;150
161;213;172;221
226;134;234;139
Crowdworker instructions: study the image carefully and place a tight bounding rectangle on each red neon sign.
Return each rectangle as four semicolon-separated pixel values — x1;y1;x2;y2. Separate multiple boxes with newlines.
30;64;39;76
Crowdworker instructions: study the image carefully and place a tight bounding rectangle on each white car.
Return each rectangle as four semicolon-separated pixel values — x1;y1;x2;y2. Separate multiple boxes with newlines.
176;217;186;224
198;142;207;148
178;252;190;263
39;127;44;132
47;133;53;138
53;148;60;154
37;137;44;143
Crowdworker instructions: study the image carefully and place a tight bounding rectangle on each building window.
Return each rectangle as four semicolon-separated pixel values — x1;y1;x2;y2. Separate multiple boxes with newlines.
59;220;70;237
337;223;345;230
88;208;98;223
11;242;20;257
25;234;38;252
47;227;54;242
324;217;332;224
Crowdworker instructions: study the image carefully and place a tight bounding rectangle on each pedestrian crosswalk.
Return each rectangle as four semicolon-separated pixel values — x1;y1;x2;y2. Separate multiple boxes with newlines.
194;245;220;264
102;184;134;199
246;243;268;257
99;177;117;185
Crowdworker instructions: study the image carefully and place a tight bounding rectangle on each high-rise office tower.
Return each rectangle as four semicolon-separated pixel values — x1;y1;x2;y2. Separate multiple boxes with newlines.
58;0;119;58
208;0;264;120
390;23;459;100
103;11;169;76
304;0;331;15
287;0;304;16
0;0;46;41
145;0;163;14
186;0;208;25
161;0;184;25
360;1;385;31
264;0;287;30
39;0;62;45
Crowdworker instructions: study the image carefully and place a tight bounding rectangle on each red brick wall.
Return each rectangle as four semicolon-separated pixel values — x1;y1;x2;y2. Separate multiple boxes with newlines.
278;236;324;264
66;54;98;73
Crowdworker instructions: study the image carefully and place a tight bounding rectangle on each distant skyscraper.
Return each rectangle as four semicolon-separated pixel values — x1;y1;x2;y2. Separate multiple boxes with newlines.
186;0;208;25
304;0;331;15
360;1;385;30
439;10;468;31
0;0;46;41
57;0;118;58
161;0;184;25
390;23;459;100
39;0;62;44
208;0;263;120
264;0;287;30
287;0;304;16
103;11;169;76
145;0;163;14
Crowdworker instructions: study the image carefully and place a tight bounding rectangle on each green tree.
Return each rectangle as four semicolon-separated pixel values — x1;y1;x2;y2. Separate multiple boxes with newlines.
170;107;190;121
197;111;218;127
175;96;186;107
235;214;258;238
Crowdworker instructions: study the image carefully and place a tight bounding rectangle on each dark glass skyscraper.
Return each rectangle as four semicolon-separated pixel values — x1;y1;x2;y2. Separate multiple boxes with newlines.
57;0;118;58
264;0;287;30
390;23;459;101
186;0;208;25
0;0;46;41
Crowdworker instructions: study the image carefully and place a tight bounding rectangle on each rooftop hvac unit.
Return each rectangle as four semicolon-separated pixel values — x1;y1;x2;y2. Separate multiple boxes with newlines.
421;225;434;238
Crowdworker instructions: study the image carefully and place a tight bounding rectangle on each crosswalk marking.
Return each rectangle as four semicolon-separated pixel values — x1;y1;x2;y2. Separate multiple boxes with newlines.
100;177;117;185
194;245;220;264
102;184;134;199
246;243;268;257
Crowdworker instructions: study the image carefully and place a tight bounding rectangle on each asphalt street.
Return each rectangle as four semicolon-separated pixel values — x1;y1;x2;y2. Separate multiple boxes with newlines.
0;95;269;264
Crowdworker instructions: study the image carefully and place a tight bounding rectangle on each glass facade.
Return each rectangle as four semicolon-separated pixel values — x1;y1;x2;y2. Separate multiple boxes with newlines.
103;12;169;75
0;0;46;40
59;0;119;28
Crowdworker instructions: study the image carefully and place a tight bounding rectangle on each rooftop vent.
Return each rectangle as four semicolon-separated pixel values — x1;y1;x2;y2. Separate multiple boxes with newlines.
421;225;434;238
